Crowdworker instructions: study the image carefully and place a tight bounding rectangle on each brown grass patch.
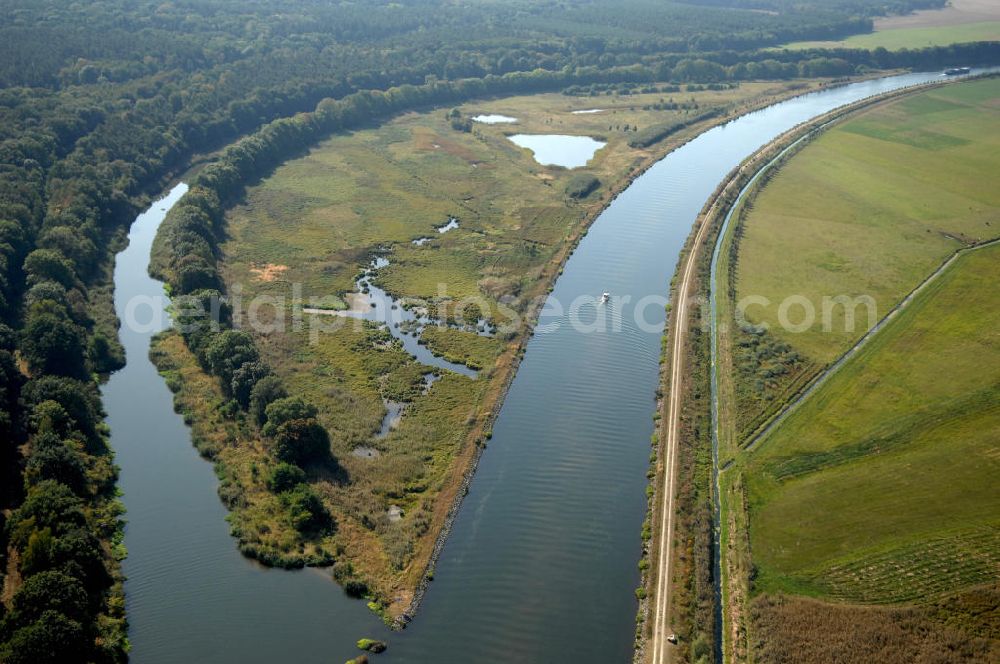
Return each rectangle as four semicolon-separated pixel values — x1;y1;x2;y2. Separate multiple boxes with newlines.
410;126;478;162
249;263;288;282
1;548;22;607
750;587;1000;664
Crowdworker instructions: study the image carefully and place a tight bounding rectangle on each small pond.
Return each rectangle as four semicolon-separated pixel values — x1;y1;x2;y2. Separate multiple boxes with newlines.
437;217;459;233
413;217;459;245
472;114;518;124
508;134;606;168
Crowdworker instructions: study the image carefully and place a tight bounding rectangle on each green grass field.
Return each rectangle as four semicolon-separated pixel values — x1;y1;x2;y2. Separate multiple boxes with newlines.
781;20;1000;51
735;77;1000;366
717;78;1000;449
712;77;1000;659
746;243;1000;602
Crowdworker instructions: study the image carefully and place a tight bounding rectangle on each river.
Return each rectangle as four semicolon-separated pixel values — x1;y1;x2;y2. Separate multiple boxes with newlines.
104;70;962;663
103;185;387;663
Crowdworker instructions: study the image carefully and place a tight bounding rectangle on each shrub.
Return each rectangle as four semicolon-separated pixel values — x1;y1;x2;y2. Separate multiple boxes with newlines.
6;481;86;545
266;463;306;493
279;484;332;533
204;329;258;389
565;173;600;199
249;375;287;426
6;571;88;629
356;638;387;653
343;579;368;598
0;610;87;664
262;397;317;436
24;433;87;495
20;313;86;378
270;418;330;466
230;360;270;409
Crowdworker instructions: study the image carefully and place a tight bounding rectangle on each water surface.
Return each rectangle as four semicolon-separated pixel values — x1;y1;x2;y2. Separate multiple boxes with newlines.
472;114;518;124
303;256;478;377
437;217;459;233
509;133;606;168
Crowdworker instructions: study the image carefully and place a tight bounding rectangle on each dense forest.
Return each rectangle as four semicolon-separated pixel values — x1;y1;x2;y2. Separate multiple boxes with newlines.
0;0;994;661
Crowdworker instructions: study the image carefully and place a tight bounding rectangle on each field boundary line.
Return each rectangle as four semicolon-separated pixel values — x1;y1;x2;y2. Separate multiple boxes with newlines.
701;75;983;663
742;235;1000;454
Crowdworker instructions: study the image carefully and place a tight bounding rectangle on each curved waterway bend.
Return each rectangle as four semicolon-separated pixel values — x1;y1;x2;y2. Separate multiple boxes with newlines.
106;71;953;663
103;184;387;663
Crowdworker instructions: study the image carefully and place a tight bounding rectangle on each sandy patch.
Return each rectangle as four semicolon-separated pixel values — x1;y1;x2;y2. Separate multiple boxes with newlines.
249;263;288;282
304;292;370;316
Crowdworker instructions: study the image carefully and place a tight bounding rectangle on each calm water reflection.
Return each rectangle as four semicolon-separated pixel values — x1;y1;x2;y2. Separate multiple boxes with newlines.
509;133;607;168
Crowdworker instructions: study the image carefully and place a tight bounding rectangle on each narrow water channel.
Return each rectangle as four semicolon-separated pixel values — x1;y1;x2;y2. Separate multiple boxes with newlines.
105;71;962;663
103;184;386;664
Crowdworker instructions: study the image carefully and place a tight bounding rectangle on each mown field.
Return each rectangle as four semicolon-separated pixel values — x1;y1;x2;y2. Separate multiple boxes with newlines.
724;77;1000;444
782;20;1000;50
781;0;1000;50
157;78;829;615
714;77;1000;661
748;243;1000;602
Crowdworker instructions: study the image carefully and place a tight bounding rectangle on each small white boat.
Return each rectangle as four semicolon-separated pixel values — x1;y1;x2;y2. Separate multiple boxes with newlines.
600;291;610;304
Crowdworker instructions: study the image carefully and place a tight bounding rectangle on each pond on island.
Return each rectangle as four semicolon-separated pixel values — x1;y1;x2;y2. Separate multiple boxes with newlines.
471;114;518;124
508;134;606;168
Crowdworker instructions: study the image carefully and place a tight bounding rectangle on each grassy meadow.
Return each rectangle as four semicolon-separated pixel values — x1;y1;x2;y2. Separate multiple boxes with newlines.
781;20;1000;50
718;77;1000;450
157;78;832;614
781;0;1000;51
223;80;802;310
747;243;1000;602
735;77;1000;366
713;77;1000;660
